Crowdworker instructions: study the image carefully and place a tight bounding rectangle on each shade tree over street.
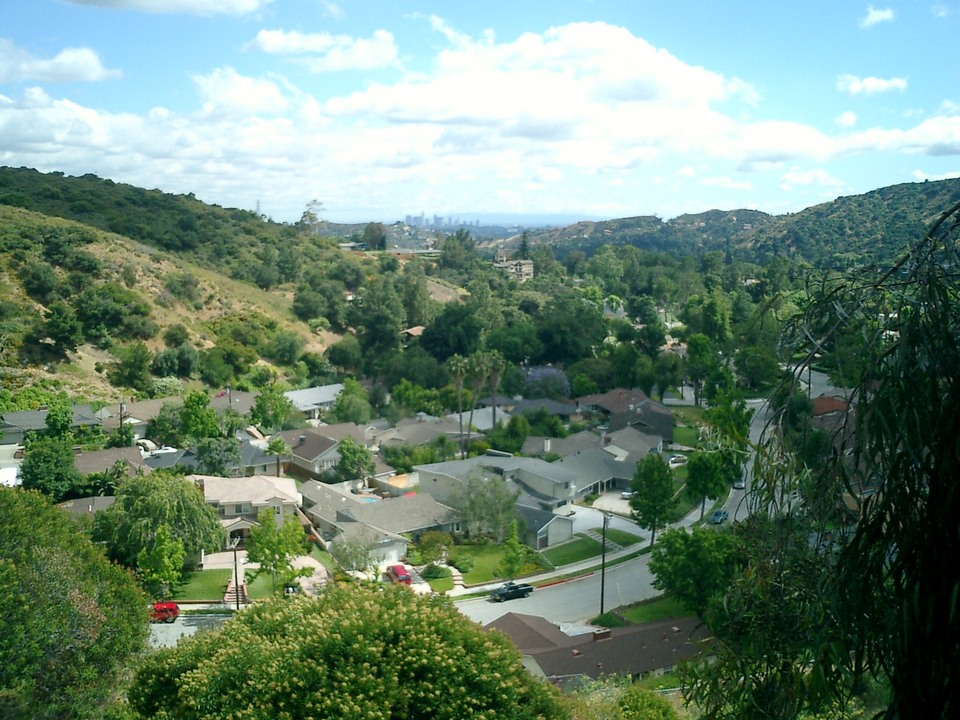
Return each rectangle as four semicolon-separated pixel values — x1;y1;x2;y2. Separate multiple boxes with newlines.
629;453;675;546
128;587;565;720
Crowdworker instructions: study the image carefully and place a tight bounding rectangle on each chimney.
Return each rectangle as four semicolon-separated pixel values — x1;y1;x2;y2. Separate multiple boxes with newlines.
593;628;612;642
298;435;306;445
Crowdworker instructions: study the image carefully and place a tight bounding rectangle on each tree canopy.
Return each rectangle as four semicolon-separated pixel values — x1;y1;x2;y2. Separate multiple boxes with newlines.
93;470;223;570
0;489;148;720
128;586;565;720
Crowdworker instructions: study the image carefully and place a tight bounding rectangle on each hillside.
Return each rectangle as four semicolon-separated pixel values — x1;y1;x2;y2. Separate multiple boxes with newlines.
524;178;960;267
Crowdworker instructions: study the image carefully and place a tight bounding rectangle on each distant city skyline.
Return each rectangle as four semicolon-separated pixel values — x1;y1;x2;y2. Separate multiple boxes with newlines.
2;2;959;224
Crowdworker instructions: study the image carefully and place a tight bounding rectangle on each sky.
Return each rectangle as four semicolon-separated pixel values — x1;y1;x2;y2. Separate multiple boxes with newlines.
2;1;960;225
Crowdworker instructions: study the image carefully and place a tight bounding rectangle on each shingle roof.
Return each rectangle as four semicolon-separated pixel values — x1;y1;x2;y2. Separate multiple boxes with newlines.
486;613;707;682
344;493;454;535
194;474;301;507
73;446;151;477
284;384;344;413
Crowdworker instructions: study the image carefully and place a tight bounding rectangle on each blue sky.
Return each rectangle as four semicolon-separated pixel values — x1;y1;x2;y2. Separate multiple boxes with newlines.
2;1;959;224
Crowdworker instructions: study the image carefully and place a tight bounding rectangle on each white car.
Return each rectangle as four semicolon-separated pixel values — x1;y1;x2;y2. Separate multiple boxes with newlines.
620;490;635;500
733;478;746;490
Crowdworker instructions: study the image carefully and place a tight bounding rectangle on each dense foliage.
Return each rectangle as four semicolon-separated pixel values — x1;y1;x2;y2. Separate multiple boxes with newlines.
128;586;566;720
0;489;148;720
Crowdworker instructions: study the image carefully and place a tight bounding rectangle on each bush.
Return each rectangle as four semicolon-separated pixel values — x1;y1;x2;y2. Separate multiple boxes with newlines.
421;563;451;580
448;554;474;573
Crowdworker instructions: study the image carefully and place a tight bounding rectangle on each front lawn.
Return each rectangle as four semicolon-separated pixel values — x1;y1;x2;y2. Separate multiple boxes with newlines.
541;534;604;567
620;594;692;624
173;569;231;601
604;527;642;547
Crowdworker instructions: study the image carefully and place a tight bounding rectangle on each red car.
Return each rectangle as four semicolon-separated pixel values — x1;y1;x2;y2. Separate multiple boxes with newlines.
150;602;180;623
386;564;412;585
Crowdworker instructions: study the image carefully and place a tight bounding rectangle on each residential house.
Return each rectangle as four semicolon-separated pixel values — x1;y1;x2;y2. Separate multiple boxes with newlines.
416;455;580;511
508;397;579;420
521;429;601;459
445;406;511;432
98;397;173;440
607;399;675;443
516;504;575;550
73;446;152;479
299;480;408;567
600;426;663;463
575;388;650;418
555;447;637;496
283;384;344;420
193;473;303;547
485;613;708;688
57;495;116;520
276;428;342;481
1;404;99;445
492;249;534;282
209;388;256;417
374;414;481;450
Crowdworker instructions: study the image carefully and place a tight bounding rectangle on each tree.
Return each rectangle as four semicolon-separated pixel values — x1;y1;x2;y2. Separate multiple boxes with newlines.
446;353;469;455
449;469;520;543
416;530;452;565
325;333;362;373
629;454;674;546
649;527;738;616
250;383;294;433
93;470;223;569
266;436;290;476
245;509;307;593
685;451;728;519
328;377;372;424
735;344;781;391
146;400;183;447
654;350;683;401
108;341;153;392
127;586;565;720
136;523;185;599
362;221;388;251
496;520;527;580
683;202;960;719
42;301;83;356
486;349;507;428
336;436;375;484
18;434;84;502
178;390;220;442
685;333;716;407
195;436;242;476
0;489;148;720
466;351;489;446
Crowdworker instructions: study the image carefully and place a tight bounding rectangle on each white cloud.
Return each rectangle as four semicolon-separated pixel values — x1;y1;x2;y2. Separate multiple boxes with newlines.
248;29;399;72
0;39;121;83
860;6;895;28
779;168;845;189
837;74;907;95
701;176;753;190
64;0;273;14
836;111;858;128
912;169;960;181
192;67;290;117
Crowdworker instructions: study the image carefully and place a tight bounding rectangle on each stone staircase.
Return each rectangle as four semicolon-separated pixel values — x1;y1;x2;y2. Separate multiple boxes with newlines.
583;528;624;552
223;578;248;607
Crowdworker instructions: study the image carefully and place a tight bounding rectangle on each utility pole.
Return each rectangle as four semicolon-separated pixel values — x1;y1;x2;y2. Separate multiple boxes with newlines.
600;513;610;615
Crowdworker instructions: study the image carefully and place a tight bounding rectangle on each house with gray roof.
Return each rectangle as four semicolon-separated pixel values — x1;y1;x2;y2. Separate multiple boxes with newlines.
284;384;344;420
485;613;708;688
415;455;580;511
73;446;152;478
275;428;342;481
1;404;99;445
521;429;602;459
555;447;637;496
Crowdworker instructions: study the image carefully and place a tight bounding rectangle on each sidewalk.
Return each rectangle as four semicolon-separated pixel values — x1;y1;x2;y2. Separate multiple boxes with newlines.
445;494;710;598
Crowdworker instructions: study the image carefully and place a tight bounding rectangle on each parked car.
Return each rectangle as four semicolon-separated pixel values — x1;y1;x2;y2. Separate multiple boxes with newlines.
490;582;533;602
150;602;179;623
668;454;688;468
386;564;412;585
708;509;729;524
620;490;635;500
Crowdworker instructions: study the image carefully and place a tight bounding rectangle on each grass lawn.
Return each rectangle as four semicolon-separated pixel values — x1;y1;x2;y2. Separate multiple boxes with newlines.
621;594;692;624
451;544;507;584
672;425;699;448
604;527;643;547
541;534;604;567
309;544;340;573
425;575;454;593
246;571;279;600
173;569;231;601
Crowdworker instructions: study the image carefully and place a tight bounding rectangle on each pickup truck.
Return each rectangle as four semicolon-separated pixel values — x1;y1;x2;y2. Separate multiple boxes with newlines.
490;581;533;602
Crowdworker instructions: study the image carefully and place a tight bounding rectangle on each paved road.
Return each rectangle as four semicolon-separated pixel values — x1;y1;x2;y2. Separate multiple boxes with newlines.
149;612;230;648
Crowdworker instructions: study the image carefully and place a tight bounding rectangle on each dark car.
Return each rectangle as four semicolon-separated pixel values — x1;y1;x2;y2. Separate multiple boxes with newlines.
490;582;533;602
708;509;729;524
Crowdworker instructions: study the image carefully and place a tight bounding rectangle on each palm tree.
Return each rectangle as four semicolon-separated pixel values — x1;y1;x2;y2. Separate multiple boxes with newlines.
266;436;291;477
446;354;469;456
486;350;506;429
466;352;490;453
